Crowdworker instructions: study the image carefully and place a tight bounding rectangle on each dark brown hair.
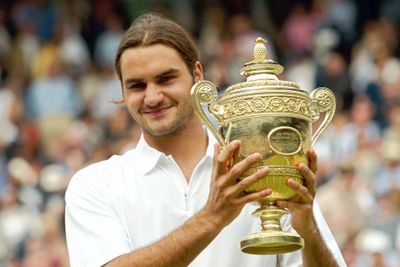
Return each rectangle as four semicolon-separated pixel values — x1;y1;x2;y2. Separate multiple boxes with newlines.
115;13;199;82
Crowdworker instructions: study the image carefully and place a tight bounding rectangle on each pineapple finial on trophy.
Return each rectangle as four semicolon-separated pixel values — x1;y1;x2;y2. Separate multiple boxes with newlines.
253;37;267;62
241;37;283;80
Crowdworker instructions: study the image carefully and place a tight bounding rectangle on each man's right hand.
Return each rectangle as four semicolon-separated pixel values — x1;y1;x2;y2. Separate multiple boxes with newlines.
200;140;272;228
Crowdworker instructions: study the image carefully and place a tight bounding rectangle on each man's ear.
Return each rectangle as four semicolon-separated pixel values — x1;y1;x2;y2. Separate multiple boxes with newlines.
194;61;204;83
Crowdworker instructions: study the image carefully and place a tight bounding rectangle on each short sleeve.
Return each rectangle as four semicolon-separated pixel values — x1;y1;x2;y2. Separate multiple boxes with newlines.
65;167;130;267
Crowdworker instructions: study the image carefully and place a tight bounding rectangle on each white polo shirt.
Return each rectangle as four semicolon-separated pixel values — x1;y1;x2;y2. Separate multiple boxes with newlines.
65;132;346;267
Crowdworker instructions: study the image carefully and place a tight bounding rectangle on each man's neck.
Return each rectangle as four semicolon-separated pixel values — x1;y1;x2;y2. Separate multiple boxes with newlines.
143;119;209;182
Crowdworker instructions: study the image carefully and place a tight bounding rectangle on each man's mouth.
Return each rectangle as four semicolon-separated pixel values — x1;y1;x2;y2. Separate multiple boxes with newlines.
142;106;172;117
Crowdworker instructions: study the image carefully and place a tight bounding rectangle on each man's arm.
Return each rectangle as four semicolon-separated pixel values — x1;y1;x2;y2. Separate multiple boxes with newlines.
277;150;340;267
104;141;271;267
103;209;220;267
300;222;340;267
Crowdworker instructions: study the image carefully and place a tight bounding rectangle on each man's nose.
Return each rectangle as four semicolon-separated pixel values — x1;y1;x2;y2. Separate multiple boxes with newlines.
144;84;163;106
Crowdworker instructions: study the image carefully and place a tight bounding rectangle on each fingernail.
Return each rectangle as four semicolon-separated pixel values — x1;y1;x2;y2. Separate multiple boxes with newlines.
252;153;261;160
231;140;240;148
263;188;272;195
297;163;305;169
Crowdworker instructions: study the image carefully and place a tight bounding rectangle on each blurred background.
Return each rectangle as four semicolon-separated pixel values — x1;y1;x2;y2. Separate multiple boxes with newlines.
0;0;399;266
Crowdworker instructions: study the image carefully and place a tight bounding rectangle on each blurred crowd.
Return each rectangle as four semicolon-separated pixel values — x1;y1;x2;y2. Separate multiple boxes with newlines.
0;0;399;266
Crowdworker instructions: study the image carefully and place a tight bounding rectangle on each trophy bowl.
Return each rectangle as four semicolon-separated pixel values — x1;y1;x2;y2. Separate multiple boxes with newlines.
191;38;336;254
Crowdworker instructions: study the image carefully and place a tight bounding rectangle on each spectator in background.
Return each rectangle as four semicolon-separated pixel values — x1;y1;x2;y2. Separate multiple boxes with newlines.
350;18;400;128
382;99;400;151
312;111;350;183
0;184;42;265
197;5;226;67
94;13;124;70
89;64;123;121
350;21;381;94
204;12;276;91
334;95;381;164
8;3;40;81
19;212;69;267
205;35;239;90
57;18;91;79
366;35;400;128
373;136;400;198
281;2;320;63
318;0;356;42
0;9;11;66
317;163;366;248
230;13;272;62
315;50;353;111
285;50;316;93
25;44;82;160
0;82;20;190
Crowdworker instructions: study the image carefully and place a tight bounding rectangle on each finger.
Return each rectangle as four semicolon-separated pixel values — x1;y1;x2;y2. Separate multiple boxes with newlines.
307;149;318;174
276;200;314;216
214;140;241;175
211;143;221;178
232;142;241;166
233;188;272;205
229;167;269;195
276;200;300;211
227;152;262;182
295;163;316;196
286;178;313;203
276;199;290;209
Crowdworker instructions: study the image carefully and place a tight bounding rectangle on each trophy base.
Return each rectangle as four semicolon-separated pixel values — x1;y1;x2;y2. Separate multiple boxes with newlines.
240;231;304;255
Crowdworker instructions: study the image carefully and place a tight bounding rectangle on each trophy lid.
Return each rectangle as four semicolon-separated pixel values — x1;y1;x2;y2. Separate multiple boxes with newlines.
224;37;301;95
240;37;284;81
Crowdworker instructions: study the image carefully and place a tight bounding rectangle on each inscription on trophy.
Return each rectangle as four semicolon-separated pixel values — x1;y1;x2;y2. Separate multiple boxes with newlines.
268;126;302;155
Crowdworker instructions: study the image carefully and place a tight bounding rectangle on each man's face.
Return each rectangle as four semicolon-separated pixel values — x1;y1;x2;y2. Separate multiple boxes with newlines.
120;44;203;137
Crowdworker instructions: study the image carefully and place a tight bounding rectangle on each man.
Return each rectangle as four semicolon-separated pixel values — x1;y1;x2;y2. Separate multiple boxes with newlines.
65;13;346;267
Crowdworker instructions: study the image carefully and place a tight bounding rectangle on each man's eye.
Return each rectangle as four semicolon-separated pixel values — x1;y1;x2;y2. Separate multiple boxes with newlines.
128;83;146;90
159;76;175;83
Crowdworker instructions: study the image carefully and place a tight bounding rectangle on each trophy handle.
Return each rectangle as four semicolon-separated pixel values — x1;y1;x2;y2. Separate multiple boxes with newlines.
309;87;336;146
190;80;226;147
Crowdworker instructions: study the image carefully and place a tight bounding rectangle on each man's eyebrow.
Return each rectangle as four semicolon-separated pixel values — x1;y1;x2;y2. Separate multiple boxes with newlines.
155;68;180;79
123;68;180;86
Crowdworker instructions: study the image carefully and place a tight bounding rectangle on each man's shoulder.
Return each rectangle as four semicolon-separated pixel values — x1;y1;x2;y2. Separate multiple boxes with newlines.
79;149;136;176
66;149;139;197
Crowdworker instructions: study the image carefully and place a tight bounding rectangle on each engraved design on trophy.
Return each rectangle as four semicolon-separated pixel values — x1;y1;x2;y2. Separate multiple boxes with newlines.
191;38;336;254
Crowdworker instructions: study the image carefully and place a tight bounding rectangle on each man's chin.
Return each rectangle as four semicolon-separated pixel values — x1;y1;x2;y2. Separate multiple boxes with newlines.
143;123;186;137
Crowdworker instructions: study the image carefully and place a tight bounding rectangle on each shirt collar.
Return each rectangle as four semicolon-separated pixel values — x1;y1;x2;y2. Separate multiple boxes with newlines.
204;127;217;158
135;135;164;175
135;127;218;175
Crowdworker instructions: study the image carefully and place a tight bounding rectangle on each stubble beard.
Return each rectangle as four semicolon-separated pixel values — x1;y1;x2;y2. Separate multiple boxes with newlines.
142;106;195;137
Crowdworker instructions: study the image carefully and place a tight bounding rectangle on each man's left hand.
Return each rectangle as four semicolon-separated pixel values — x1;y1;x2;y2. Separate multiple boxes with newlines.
276;149;318;237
